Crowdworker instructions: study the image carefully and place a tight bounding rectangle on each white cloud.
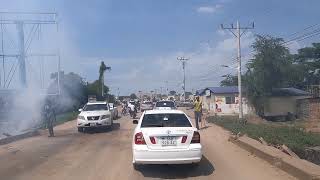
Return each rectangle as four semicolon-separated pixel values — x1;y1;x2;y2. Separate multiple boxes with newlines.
106;32;255;94
197;4;223;14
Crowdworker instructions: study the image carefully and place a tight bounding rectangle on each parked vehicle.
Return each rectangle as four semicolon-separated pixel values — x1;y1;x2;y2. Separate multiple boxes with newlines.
154;100;176;110
140;101;153;112
109;103;119;119
77;101;113;132
132;109;202;169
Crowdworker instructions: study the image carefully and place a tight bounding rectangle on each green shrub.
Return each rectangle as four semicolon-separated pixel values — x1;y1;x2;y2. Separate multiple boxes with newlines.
208;116;320;155
55;111;78;125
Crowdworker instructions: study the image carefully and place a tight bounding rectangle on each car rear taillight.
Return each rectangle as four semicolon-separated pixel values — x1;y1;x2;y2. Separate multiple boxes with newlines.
191;131;200;144
181;136;188;143
150;137;156;144
134;132;146;145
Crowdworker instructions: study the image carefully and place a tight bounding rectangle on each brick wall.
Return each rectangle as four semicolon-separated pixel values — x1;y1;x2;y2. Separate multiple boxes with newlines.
309;98;320;122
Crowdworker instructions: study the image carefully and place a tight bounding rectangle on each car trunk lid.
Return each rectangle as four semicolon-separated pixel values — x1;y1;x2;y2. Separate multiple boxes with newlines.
141;127;195;150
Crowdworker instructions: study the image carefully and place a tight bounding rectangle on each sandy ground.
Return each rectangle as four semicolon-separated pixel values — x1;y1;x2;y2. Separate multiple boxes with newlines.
0;109;297;180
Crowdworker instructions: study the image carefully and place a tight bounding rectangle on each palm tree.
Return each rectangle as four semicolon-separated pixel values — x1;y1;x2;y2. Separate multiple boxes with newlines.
99;61;111;97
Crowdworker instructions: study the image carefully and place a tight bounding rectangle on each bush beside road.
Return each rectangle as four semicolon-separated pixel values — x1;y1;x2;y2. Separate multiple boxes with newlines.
207;116;320;164
55;111;78;125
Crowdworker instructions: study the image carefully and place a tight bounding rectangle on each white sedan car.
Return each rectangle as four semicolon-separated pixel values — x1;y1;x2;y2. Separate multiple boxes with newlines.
154;100;177;110
77;101;113;132
132;109;202;169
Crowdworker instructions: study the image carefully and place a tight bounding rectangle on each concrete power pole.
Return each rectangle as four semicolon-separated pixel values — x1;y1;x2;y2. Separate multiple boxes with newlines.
221;21;254;121
17;21;27;87
165;81;168;95
177;57;189;102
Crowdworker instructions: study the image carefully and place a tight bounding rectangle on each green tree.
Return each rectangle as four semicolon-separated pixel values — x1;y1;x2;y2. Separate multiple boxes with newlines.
245;35;291;115
49;71;87;112
130;93;138;99
293;43;320;86
169;90;176;95
220;74;238;87
86;80;110;101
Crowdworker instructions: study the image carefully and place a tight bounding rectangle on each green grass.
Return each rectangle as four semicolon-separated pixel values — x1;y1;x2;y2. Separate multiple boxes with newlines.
207;116;320;156
55;111;78;125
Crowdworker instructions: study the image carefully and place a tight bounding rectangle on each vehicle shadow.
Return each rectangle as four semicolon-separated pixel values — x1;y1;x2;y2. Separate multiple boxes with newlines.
137;155;214;179
84;123;120;134
200;125;211;130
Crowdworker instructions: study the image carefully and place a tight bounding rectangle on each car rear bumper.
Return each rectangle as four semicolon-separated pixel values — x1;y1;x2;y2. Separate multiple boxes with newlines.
133;145;202;164
141;108;153;111
77;119;112;127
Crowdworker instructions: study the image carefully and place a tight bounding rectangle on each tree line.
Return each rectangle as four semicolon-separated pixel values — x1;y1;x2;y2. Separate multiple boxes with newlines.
48;62;115;114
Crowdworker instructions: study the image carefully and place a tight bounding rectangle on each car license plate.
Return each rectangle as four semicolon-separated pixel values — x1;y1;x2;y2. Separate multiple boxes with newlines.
161;137;177;146
90;123;96;127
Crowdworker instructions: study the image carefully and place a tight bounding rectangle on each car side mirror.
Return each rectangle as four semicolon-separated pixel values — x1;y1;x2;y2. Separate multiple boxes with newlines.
133;120;138;124
78;108;83;112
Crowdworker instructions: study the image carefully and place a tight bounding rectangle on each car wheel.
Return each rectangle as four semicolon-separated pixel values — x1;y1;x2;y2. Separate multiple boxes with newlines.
133;163;140;170
78;127;83;133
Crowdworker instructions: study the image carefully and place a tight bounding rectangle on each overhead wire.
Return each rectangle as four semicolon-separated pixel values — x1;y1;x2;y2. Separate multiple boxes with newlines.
188;23;320;88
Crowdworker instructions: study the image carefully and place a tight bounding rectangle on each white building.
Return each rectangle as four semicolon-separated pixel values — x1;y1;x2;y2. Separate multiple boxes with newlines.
196;86;249;116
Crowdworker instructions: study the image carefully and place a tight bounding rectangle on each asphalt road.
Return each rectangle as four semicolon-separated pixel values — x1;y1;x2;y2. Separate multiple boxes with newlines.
0;109;296;180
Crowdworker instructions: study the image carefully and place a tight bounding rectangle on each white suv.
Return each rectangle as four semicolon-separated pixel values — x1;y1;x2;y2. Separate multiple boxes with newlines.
77;101;113;132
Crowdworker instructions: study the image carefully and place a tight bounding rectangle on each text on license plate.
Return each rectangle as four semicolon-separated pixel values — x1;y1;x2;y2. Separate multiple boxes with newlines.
161;137;177;146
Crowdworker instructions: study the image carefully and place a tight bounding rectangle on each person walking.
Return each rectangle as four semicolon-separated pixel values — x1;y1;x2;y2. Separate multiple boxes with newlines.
193;96;202;130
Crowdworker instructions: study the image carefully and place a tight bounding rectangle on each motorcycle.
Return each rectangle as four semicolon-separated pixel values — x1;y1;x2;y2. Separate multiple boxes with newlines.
129;106;137;119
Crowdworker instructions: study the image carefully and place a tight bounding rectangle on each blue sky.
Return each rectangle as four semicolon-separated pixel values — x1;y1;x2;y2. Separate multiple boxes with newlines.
1;0;320;95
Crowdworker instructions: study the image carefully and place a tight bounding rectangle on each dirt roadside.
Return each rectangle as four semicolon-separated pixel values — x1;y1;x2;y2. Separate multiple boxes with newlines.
0;110;297;180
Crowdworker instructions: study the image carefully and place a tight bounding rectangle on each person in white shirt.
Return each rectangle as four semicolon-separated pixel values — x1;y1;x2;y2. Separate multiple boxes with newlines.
128;102;135;112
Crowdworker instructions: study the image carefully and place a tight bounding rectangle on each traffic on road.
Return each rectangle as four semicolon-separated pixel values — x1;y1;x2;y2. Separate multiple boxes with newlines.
0;98;297;180
1;1;320;180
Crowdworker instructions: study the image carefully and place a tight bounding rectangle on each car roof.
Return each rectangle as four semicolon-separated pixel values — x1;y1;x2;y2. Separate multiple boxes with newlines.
157;100;174;103
87;101;107;105
144;109;185;114
142;101;152;103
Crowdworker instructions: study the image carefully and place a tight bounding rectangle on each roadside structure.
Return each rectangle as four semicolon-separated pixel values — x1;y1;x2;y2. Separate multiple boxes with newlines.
196;86;249;116
196;86;311;118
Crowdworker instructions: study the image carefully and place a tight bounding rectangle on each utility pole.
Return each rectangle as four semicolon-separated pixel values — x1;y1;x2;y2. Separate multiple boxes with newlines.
221;21;254;121
101;74;104;97
165;81;168;95
177;57;189;102
17;21;27;87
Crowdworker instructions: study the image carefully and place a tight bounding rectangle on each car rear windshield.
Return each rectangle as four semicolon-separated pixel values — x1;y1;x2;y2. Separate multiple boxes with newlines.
141;113;191;127
83;104;108;111
155;101;174;107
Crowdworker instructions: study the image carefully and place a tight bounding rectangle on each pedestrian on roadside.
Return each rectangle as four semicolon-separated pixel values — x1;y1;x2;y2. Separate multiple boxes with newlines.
43;101;56;137
193;96;202;130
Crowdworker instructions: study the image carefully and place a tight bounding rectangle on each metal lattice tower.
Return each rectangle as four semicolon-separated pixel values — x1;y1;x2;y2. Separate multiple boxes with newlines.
0;12;60;94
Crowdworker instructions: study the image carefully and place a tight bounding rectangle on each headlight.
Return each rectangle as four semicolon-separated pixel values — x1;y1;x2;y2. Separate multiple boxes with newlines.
101;114;111;119
78;115;85;120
